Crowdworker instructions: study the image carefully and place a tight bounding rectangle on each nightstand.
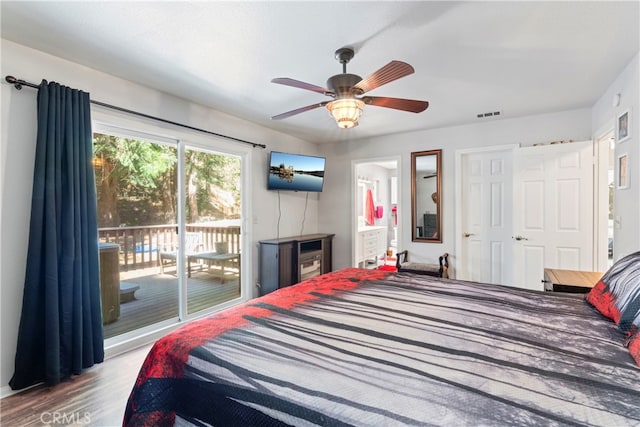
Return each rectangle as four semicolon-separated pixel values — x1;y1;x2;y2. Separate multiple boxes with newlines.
543;268;604;293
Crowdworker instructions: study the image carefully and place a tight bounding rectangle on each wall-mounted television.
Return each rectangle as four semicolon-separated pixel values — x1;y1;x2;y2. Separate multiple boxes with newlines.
267;151;326;192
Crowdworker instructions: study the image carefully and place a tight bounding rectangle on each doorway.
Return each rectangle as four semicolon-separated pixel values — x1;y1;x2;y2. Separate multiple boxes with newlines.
352;158;400;268
93;127;243;341
595;129;616;269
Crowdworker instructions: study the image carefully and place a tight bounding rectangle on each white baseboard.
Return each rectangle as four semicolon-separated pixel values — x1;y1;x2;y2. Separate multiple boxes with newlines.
1;382;40;399
1;384;15;399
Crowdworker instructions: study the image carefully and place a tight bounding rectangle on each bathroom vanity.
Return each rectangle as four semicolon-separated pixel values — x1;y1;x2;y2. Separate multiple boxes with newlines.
355;226;387;267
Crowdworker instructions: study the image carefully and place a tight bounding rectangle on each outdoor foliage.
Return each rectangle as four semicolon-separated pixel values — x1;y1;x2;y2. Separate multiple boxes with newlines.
93;133;240;227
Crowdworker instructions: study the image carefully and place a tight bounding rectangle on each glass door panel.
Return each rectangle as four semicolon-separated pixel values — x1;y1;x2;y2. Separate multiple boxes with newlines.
94;132;179;338
184;146;242;314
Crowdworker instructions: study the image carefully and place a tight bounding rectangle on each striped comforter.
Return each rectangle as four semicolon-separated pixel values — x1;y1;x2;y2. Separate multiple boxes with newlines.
124;268;640;426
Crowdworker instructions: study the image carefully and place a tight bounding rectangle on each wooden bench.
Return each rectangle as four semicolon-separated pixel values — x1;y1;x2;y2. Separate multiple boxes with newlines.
396;251;449;278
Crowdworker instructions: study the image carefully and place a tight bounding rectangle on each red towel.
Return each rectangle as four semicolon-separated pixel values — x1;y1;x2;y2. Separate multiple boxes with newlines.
365;189;375;225
375;205;384;219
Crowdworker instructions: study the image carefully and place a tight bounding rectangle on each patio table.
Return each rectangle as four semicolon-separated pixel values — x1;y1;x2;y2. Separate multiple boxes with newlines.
188;252;240;282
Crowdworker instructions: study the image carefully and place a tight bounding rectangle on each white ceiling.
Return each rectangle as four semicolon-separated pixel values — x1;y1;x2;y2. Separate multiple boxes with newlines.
2;1;638;144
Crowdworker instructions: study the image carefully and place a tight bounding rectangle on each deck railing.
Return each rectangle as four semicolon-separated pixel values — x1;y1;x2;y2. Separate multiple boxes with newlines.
99;224;241;271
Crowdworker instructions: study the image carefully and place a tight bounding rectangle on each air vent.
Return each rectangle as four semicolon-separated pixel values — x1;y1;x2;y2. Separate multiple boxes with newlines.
476;110;502;119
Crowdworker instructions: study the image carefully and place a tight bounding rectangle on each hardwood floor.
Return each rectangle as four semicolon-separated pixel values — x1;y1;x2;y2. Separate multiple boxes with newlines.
1;266;241;426
0;344;153;427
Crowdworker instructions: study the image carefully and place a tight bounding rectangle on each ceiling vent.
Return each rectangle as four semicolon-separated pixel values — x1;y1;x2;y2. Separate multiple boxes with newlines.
476;110;502;119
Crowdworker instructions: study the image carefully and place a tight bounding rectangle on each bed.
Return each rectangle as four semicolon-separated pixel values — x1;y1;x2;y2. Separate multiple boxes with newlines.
124;265;640;426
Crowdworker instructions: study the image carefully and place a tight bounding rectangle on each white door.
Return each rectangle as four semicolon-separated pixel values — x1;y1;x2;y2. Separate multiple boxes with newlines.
459;149;513;284
512;141;594;290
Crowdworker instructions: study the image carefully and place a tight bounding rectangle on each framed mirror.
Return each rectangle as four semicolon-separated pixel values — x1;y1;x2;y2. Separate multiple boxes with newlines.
411;149;442;243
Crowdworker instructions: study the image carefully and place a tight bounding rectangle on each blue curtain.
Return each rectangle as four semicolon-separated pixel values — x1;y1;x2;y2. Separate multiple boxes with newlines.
9;80;104;390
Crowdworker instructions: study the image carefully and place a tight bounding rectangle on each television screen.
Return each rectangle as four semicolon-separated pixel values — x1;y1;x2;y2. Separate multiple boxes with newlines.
268;151;326;192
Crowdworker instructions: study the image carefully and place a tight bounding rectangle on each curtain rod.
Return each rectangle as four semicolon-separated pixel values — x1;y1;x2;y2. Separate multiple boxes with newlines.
4;75;266;149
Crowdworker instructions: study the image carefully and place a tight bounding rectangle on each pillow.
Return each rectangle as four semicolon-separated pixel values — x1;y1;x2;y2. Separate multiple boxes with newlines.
619;293;640;337
609;253;640;335
585;251;640;327
626;332;640;367
584;280;620;321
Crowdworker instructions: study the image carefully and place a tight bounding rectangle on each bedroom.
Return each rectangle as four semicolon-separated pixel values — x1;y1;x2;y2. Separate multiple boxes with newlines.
1;1;639;424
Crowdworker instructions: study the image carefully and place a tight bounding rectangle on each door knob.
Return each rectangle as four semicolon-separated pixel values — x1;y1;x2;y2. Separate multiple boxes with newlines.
512;235;529;241
463;232;474;238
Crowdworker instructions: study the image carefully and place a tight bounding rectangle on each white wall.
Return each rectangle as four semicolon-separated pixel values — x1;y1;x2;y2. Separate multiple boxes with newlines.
320;109;593;271
0;39;321;393
321;54;640;271
591;53;639;260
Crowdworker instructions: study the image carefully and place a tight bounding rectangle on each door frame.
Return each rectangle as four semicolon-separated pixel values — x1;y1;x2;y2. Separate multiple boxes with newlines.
92;112;253;359
454;144;518;281
594;127;615;271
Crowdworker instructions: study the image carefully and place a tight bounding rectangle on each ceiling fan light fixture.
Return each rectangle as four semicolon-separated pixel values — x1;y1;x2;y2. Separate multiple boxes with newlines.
271;48;427;126
326;98;364;129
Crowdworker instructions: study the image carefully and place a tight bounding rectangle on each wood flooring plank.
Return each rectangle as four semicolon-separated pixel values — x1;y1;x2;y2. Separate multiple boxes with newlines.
0;344;152;427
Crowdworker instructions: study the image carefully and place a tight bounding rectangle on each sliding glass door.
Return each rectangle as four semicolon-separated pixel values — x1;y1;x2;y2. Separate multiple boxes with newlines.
93;129;242;339
184;146;242;314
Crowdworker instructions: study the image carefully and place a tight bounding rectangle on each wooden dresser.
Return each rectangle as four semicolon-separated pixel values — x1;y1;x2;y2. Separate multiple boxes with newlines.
259;233;334;296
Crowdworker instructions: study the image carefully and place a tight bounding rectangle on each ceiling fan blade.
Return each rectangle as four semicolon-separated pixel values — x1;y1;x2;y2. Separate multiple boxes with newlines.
271;78;334;96
362;96;429;113
352;61;415;94
271;101;330;120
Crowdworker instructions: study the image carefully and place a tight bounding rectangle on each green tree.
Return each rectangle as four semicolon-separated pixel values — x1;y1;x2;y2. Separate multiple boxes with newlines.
185;149;241;222
93;134;241;228
93;134;176;227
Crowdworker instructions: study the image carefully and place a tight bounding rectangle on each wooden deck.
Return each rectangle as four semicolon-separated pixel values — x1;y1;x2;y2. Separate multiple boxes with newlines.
103;266;240;339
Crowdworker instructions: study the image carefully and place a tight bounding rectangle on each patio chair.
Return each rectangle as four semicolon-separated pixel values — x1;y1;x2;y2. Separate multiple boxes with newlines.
159;231;204;275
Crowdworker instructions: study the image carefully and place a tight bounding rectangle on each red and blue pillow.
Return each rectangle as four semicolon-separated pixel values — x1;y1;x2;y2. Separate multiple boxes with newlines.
627;333;640;367
585;251;640;365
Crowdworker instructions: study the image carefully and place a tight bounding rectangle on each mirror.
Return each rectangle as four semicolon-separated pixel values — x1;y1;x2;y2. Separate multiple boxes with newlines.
411;150;442;243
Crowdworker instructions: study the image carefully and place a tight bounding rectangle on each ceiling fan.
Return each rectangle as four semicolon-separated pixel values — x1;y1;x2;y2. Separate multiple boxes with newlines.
271;47;429;129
